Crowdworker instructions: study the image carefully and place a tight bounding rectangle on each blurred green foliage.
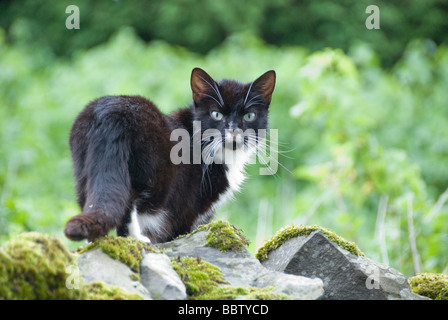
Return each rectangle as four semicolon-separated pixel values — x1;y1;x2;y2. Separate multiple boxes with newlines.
1;0;447;67
0;1;447;277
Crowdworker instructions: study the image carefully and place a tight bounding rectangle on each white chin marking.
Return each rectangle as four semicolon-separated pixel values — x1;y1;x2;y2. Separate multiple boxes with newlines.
215;147;252;207
224;148;253;192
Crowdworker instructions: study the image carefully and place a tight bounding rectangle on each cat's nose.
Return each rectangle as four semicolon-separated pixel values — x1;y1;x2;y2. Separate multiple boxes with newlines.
225;128;243;143
227;121;238;130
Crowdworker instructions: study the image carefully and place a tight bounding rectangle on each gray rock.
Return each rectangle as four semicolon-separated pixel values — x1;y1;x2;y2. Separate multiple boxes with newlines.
158;229;324;300
261;230;427;300
253;271;324;300
140;252;187;300
77;249;152;300
74;223;429;300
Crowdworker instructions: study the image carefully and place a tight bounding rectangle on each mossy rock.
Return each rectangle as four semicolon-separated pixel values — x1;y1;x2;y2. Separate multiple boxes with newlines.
255;224;364;262
409;273;448;300
196;285;292;300
84;281;143;300
170;256;290;300
194;220;250;252
0;232;83;299
171;256;228;299
77;235;157;273
0;232;143;300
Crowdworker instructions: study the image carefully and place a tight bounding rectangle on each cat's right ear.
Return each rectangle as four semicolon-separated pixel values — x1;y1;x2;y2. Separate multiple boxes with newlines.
191;68;216;105
251;70;276;106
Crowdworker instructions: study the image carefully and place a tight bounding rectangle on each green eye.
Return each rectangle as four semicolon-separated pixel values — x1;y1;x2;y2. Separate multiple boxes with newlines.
211;111;223;121
244;112;256;122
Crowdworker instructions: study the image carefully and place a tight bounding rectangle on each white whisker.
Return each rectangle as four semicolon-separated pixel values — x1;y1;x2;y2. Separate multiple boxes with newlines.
200;136;224;194
212;82;225;106
244;82;254;105
199;75;224;107
245;139;293;175
203;93;222;106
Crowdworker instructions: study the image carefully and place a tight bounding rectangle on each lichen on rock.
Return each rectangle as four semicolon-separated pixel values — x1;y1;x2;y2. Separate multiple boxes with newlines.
255;224;364;262
409;273;448;300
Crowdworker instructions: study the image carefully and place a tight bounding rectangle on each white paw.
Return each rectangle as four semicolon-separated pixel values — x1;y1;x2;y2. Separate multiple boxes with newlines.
134;234;152;244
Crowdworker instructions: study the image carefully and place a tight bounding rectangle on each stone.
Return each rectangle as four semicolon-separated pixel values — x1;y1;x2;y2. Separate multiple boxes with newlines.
3;223;437;300
77;249;152;299
252;271;325;300
261;230;427;300
140;252;187;300
158;228;324;300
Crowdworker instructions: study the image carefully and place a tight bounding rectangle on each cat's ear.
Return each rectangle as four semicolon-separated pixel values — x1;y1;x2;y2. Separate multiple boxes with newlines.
251;70;276;105
191;68;217;104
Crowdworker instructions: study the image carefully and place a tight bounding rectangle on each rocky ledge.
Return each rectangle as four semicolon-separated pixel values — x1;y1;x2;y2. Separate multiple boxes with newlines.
1;220;446;300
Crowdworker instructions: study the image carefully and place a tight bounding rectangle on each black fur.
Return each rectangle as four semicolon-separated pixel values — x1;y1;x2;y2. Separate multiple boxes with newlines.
64;68;275;242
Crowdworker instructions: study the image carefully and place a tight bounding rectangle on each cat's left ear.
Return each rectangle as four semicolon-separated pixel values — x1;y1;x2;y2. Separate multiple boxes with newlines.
251;70;276;106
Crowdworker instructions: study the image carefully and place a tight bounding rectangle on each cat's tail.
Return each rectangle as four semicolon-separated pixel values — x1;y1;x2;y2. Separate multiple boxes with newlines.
64;114;132;241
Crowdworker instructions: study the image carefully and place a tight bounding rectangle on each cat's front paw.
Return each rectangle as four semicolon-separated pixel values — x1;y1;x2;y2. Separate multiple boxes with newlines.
132;234;152;244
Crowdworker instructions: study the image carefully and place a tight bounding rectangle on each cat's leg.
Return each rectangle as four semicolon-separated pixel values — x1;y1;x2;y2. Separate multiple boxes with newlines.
116;207;131;237
125;205;151;243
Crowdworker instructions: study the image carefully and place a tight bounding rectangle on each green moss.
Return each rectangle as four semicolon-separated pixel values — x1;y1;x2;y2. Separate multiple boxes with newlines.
195;220;250;252
84;281;143;300
171;256;228;298
0;232;142;300
197;286;291;300
243;286;291;300
255;224;365;262
0;232;143;300
129;273;140;282
175;220;249;252
0;232;85;299
244;287;288;300
171;256;291;300
409;273;448;300
77;235;157;273
195;286;248;300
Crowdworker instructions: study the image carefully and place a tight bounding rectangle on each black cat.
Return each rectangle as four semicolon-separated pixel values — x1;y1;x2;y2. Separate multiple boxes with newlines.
64;68;276;243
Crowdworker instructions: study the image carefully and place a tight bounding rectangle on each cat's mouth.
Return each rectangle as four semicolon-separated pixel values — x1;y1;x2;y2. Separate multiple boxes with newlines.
223;140;242;151
223;130;244;150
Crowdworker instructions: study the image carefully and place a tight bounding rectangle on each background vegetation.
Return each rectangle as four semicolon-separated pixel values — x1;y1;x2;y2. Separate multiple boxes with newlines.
0;0;447;276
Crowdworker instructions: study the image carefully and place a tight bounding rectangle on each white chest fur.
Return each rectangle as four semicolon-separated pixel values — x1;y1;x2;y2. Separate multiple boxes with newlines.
190;148;252;231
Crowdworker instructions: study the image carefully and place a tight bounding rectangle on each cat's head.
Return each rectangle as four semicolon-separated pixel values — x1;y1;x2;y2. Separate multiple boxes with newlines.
190;68;276;164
